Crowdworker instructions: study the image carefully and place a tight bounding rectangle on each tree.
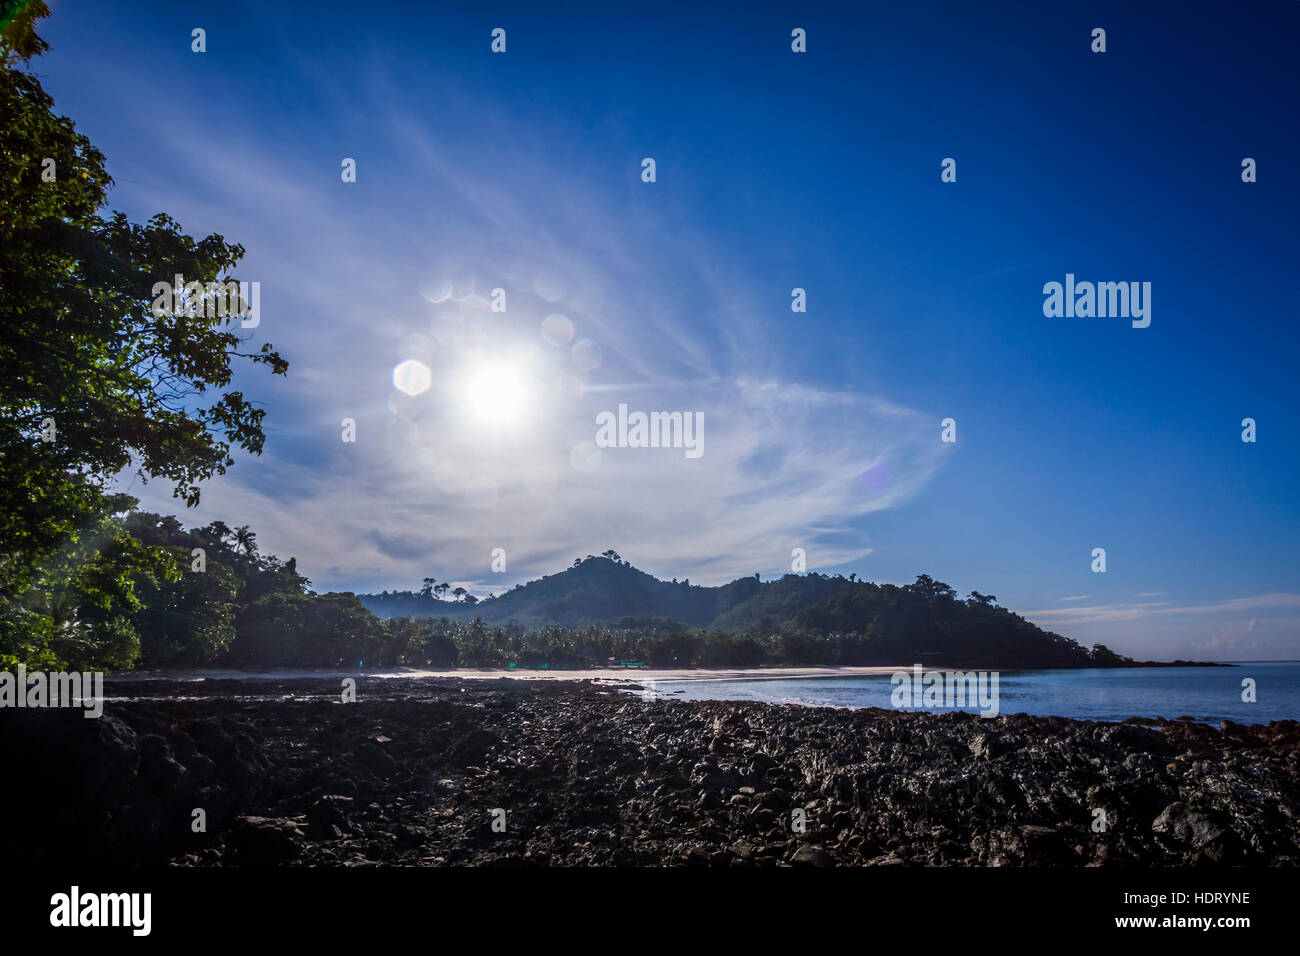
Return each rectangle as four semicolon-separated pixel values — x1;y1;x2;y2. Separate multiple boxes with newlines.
133;557;240;667
204;520;233;547
452;587;467;602
1089;643;1126;664
0;9;287;668
906;574;957;602
420;577;436;599
422;628;459;667
3;492;177;670
457;617;497;666
229;591;383;669
232;526;257;556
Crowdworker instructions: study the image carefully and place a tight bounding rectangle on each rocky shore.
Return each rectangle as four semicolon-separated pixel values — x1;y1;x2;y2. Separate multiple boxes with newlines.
3;676;1298;867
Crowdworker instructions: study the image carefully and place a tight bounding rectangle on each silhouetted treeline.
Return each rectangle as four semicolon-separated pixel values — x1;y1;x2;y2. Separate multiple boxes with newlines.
3;511;1129;672
362;558;1122;669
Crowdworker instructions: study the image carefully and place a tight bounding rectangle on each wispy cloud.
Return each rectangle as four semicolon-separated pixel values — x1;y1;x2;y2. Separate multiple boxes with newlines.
1023;594;1300;626
121;62;952;593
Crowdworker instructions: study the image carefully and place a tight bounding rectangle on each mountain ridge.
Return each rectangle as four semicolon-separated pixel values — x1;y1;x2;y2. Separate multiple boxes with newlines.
358;556;1121;668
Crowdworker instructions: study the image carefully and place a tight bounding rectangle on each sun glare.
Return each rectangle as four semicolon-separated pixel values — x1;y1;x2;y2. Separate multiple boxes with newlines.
460;359;531;426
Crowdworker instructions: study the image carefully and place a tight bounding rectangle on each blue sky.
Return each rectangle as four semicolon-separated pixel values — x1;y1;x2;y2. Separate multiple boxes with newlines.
35;0;1300;659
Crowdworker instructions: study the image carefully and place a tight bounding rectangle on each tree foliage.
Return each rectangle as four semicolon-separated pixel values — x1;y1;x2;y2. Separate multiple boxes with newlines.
0;10;286;667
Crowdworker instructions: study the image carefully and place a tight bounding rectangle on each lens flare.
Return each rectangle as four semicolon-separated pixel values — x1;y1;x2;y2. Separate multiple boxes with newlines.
571;338;602;372
541;313;574;346
392;360;432;396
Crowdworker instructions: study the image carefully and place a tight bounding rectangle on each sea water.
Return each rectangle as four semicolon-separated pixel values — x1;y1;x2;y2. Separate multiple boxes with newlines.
652;661;1300;725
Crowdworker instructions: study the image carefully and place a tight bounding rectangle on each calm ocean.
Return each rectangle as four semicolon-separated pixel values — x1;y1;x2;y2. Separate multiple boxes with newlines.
652;661;1300;725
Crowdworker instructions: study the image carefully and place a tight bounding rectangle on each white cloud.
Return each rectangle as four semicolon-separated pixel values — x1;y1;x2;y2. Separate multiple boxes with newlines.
122;80;952;593
1023;594;1300;626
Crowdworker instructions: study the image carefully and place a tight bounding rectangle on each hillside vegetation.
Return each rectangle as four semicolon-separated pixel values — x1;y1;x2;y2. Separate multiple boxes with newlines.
361;555;1117;669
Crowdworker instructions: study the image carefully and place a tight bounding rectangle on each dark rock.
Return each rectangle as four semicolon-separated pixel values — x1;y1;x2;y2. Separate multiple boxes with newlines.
228;815;304;864
790;844;834;866
307;794;354;831
1152;802;1227;849
2;675;1295;868
447;729;499;767
356;741;396;777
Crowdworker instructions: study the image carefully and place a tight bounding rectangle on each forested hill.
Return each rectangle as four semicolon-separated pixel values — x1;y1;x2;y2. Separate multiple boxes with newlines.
360;556;1116;669
365;556;727;627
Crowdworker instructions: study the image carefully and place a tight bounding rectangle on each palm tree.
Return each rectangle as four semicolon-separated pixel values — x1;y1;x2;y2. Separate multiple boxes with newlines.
232;525;257;556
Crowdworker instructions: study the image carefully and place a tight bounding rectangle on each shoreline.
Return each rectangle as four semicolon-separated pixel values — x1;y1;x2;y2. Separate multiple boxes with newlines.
111;664;916;684
108;661;1237;685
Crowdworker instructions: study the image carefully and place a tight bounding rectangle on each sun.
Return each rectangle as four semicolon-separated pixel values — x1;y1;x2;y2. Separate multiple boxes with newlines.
459;358;532;426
